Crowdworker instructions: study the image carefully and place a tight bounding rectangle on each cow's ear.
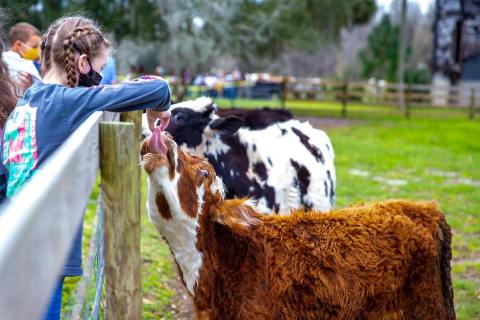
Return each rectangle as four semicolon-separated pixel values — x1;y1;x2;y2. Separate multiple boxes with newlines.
202;103;217;117
210;116;244;137
214;199;260;235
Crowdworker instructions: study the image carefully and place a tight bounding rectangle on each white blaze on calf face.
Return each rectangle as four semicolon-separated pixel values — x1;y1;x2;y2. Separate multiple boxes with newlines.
146;168;202;294
172;96;216;113
141;129;224;295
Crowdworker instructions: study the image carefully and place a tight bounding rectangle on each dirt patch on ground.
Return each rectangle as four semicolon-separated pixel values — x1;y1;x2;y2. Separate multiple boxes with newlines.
428;169;480;187
458;266;480;282
294;116;362;130
453;248;480;265
170;277;194;320
452;231;480;263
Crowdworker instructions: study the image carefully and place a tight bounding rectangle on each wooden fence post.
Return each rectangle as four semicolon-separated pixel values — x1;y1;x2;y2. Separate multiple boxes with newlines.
397;82;405;111
405;84;411;118
120;111;142;216
469;87;476;120
341;81;349;118
100;122;142;320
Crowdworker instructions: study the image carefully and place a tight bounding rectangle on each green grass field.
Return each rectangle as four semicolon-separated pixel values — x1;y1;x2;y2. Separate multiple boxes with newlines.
65;100;479;319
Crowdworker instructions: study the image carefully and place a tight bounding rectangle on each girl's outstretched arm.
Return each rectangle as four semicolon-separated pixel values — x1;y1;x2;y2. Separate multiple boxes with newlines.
59;76;170;127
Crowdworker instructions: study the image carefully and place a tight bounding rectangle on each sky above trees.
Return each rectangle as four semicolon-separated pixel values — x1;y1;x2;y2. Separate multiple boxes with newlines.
377;0;433;13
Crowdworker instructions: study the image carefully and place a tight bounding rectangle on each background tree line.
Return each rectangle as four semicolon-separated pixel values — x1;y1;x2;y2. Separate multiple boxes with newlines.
1;0;375;71
1;0;434;83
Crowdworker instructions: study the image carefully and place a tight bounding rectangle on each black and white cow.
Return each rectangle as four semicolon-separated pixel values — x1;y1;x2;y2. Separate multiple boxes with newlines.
151;97;336;214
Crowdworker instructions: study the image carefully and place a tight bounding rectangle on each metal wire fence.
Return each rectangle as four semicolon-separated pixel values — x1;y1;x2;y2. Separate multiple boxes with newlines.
71;195;105;320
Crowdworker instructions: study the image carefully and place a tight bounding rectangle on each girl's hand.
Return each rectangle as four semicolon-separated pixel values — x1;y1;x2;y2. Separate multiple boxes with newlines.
146;108;171;131
18;72;33;92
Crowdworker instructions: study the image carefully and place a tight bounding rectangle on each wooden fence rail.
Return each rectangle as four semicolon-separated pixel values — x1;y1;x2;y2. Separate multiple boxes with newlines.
0;111;142;319
177;77;479;119
283;78;480;119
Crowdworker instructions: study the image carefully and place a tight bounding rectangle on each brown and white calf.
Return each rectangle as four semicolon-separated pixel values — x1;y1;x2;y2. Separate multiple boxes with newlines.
141;127;455;320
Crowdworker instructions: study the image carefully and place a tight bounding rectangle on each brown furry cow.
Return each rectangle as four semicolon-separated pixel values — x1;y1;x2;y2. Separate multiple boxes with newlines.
141;126;456;320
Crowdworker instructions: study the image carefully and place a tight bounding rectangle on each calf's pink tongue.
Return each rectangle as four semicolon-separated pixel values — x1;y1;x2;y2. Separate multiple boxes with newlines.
149;126;168;155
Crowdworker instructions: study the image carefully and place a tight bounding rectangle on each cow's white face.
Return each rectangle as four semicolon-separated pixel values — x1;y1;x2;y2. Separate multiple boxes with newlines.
141;127;224;294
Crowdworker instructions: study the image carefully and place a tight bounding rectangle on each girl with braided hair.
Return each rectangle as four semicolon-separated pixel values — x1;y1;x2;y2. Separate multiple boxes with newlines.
0;16;171;319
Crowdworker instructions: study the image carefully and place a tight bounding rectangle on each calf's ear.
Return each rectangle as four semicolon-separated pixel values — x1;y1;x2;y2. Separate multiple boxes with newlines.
214;200;260;235
202;102;217;117
210;116;244;137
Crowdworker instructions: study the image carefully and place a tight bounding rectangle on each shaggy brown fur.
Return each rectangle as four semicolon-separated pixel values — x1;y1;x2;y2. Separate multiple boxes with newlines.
141;136;455;320
194;199;455;320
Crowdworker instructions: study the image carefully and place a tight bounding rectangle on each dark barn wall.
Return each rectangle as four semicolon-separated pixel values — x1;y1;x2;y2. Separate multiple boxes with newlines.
433;0;480;82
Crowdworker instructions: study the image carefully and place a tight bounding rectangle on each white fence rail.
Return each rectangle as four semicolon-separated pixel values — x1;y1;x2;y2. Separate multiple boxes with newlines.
0;110;143;319
0;112;102;319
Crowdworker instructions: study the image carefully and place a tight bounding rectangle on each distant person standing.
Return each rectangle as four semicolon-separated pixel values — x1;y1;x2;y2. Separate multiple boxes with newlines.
100;56;117;85
3;22;42;93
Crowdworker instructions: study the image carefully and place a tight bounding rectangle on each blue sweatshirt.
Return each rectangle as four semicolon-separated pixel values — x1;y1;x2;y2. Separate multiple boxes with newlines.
0;76;170;276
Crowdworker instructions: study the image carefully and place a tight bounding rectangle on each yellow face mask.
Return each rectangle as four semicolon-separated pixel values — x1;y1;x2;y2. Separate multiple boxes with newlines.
22;46;39;61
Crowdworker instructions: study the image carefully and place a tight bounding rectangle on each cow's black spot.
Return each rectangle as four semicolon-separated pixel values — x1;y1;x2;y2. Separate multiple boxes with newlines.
290;159;312;210
252;144;257;152
253;162;267;181
291;127;325;164
263;185;277;213
267;158;273;166
324;181;328;197
273;203;280;213
325;143;330;151
327;170;335;206
206;140;211;147
205;135;278;212
166;107;212;148
281;128;287;135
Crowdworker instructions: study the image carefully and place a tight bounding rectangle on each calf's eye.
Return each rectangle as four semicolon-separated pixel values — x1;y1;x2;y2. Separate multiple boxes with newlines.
200;170;209;178
174;113;184;121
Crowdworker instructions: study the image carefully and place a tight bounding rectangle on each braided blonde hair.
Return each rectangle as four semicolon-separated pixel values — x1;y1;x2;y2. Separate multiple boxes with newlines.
40;16;110;87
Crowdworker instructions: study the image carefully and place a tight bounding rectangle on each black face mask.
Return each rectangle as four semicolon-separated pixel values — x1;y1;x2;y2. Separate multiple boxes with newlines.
78;58;102;87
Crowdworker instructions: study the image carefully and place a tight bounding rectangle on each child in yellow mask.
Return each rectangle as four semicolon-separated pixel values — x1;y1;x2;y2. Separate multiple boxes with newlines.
3;22;42;93
21;44;40;61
